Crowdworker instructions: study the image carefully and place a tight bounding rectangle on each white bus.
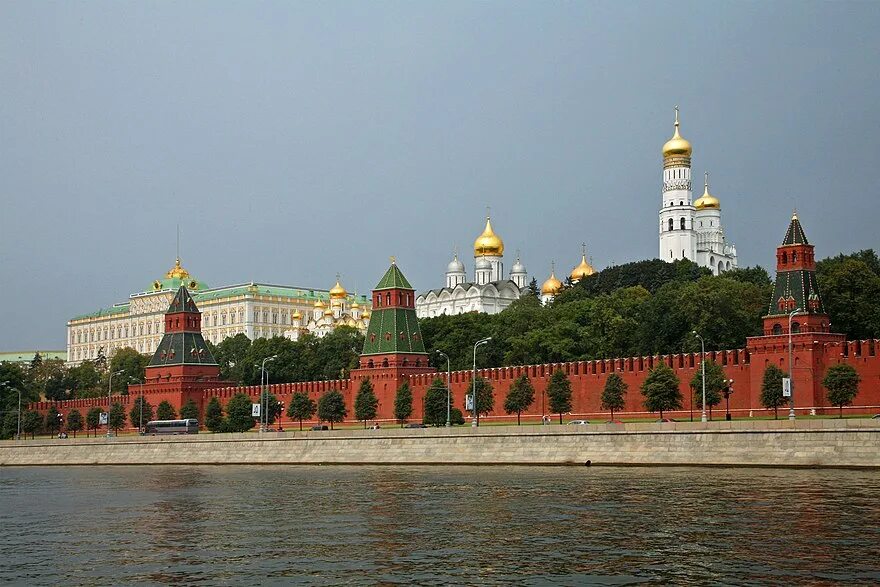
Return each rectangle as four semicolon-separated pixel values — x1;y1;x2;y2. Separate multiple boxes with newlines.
144;419;199;435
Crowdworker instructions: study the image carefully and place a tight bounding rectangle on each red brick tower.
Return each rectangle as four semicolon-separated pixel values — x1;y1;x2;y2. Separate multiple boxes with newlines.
129;286;229;416
747;213;845;413
350;259;433;418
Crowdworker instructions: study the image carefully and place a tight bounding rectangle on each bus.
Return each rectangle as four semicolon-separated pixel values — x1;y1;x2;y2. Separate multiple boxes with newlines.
144;419;200;435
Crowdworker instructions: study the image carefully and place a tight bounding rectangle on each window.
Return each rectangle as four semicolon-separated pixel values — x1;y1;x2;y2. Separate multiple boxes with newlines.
792;251;798;262
791;321;801;334
781;252;787;264
772;323;783;335
668;218;674;231
680;218;686;230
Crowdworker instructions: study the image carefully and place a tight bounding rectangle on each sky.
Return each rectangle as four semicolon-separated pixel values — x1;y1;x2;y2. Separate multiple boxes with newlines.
1;1;879;349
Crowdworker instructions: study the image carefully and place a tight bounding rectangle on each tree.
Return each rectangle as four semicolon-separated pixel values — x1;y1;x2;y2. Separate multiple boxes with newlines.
260;390;282;426
690;359;725;420
287;392;317;431
394;382;414;425
108;402;127;434
471;376;494;419
67;361;102;398
225;393;257;433
180;399;199;421
156;400;177;421
760;364;787;419
817;251;880;340
601;373;628;421
45;405;62;435
86;407;102;437
129;396;154;431
354;379;379;428
108;347;149;393
21;410;42;439
423;378;451;427
641;363;682;419
67;409;83;438
823;364;861;418
205;397;225;432
547;369;573;424
44;372;69;402
317;390;347;429
504;374;535;425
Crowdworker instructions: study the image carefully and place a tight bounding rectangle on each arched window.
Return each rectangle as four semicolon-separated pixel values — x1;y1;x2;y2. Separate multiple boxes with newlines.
772;323;783;335
382;358;389;368
791;321;801;334
792;251;798;262
367;360;374;369
668;218;674;231
781;252;788;264
680;218;686;230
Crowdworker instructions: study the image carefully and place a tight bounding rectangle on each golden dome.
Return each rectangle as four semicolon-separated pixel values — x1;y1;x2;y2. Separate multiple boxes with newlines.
570;248;596;282
291;310;302;320
323;307;334;317
351;300;360;309
329;276;348;299
694;172;720;210
541;265;563;295
362;309;371;319
473;216;504;257
662;107;692;158
165;257;191;280
314;299;326;308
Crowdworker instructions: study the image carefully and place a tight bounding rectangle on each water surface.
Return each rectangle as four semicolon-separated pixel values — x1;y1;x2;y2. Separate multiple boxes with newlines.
1;466;878;585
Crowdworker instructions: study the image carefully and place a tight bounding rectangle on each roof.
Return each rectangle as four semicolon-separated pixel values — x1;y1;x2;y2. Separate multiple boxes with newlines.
782;214;809;246
361;308;426;355
167;287;199;313
148;332;218;367
0;350;67;363
418;280;523;297
374;263;413;290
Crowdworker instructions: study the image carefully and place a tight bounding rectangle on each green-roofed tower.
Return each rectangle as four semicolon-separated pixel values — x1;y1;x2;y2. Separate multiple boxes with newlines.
148;286;217;368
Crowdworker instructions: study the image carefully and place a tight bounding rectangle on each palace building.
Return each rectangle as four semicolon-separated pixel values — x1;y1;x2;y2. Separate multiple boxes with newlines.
659;107;737;274
66;258;370;365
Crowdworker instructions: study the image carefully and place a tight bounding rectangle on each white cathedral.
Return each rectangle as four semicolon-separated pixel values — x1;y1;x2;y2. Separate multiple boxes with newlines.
659;108;737;274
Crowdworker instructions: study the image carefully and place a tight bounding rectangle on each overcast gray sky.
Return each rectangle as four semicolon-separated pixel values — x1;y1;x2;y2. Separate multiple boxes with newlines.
1;1;879;349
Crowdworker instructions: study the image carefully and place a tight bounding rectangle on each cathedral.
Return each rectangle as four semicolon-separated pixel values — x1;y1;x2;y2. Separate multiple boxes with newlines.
659;108;737;274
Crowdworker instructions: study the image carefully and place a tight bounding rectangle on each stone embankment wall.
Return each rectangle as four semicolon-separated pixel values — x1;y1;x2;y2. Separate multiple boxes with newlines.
3;420;879;468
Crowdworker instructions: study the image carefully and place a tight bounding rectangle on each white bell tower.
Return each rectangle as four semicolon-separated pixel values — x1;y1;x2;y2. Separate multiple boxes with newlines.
659;107;697;263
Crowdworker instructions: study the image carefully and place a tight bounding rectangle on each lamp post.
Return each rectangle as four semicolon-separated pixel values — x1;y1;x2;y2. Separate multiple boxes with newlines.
1;382;21;440
259;355;277;432
723;379;734;421
436;351;451;427
277;401;284;431
692;332;707;423
107;370;123;437
788;308;802;421
471;337;491;427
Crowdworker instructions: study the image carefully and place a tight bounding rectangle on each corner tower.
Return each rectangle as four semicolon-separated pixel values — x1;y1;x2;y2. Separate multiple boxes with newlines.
659;107;697;263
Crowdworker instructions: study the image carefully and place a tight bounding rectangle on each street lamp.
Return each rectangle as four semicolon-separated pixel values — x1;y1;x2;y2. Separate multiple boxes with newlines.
692;332;707;423
107;370;123;437
471;337;491;427
436;350;451;427
723;379;734;421
277;400;284;431
258;355;277;432
0;381;21;440
788;308;802;421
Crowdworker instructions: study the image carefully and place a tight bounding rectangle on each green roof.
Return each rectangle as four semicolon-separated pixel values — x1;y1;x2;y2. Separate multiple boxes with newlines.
0;350;67;363
70;304;130;322
361;308;426;355
148;332;217;367
374;263;413;290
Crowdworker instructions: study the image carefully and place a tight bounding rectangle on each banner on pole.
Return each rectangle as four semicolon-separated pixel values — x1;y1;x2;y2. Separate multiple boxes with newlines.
782;378;791;397
252;404;261;417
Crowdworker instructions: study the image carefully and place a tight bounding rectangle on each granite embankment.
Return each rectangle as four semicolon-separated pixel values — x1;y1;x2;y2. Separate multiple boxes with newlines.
2;419;879;468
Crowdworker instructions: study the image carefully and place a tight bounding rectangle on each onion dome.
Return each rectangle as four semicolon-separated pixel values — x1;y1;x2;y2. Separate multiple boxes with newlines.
351;299;360;309
314;299;326;309
662;106;692;159
362;309;371;320
511;252;526;275
447;252;466;273
570;245;596;282
323;306;334;317
475;257;492;271
473;216;504;257
694;172;720;210
541;264;563;295
291;309;302;321
329;276;348;299
150;257;209;292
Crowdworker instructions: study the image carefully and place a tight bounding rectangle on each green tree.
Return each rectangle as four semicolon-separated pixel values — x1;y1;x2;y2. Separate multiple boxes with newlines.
21;410;43;439
503;374;535;425
108;402;126;434
213;333;253;383
86;407;102;437
260;390;282;426
547;369;573;424
760;364;787;419
129;396;154;431
44;372;69;402
354;379;379;428
601;373;628;421
690;359;725;420
67;361;102;398
107;347;149;393
641;363;682;419
317;390;347;429
423;378;451;427
471;376;494;419
394;382;414;425
180;399;200;421
822;364;861;418
66;409;83;438
816;255;880;340
205;397;225;432
287;392;317;431
46;405;62;435
225;393;256;433
156;400;177;421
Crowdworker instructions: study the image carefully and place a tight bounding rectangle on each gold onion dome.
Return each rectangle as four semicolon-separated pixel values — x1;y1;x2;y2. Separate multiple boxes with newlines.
323;307;334;317
329;276;348;299
165;257;191;280
473;216;504;257
362;309;371;319
292;309;301;319
662;107;692;158
541;265;563;295
314;299;326;308
694;172;720;210
570;252;596;282
351;299;360;309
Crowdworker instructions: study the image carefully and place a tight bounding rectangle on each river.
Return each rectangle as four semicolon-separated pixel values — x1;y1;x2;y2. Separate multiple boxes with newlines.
1;466;878;585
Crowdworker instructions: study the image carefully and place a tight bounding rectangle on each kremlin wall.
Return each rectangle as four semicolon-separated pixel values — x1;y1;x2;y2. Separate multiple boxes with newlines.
28;214;880;428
